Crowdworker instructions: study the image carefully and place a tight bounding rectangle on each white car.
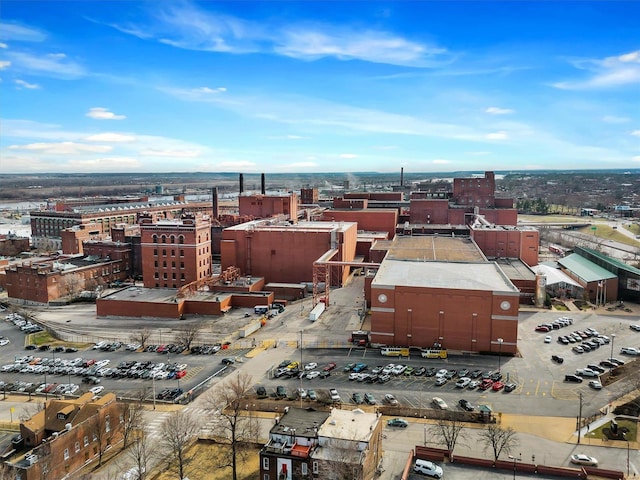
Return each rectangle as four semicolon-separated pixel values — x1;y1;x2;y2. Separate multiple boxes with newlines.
90;386;104;395
468;380;481;389
384;393;399;406
576;368;599;378
570;454;598;466
348;372;359;381
0;339;9;347
455;377;471;388
432;397;448;410
391;364;406;375
630;324;640;332
589;380;603;390
414;459;444;478
304;362;318;371
621;347;640;355
329;388;341;402
306;371;320;380
544;336;552;343
435;369;448;379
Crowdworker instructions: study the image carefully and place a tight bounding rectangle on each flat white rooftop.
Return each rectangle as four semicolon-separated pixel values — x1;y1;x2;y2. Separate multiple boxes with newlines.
373;259;519;293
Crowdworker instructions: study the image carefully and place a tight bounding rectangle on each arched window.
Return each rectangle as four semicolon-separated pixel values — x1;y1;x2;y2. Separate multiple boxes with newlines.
179;235;185;244
161;235;167;243
152;235;158;243
170;235;176;244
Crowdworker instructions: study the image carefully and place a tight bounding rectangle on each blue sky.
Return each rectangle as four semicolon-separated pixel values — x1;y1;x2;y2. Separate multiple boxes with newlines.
0;1;638;174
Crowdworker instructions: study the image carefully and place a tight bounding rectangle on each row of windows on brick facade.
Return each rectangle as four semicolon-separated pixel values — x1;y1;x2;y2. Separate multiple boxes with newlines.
153;246;210;256
154;272;186;280
62;414;120;460
261;458;318;477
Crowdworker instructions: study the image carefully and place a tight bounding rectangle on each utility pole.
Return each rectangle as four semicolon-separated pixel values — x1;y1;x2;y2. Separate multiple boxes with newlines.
577;392;583;444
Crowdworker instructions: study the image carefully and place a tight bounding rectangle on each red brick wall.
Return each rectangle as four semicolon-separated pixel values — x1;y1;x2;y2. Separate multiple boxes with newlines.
320;209;397;240
239;194;298;220
97;298;183;318
409;199;449;224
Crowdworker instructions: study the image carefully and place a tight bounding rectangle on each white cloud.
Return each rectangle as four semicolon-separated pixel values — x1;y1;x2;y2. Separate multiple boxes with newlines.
633;155;640;162
0;60;10;69
66;156;142;170
15;79;40;89
86;107;126;120
0;22;47;42
275;27;448;67
339;153;358;159
552;49;640;90
631;130;640;137
0;42;7;49
5;51;86;78
432;159;451;164
601;115;629;124
139;149;200;157
85;133;136;142
108;3;451;67
485;131;508;140
485;107;514;115
8;142;113;155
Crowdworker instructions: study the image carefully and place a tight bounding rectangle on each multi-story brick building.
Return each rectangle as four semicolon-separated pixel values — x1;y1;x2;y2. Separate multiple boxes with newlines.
260;407;383;480
140;212;212;289
238;193;298;221
7;393;124;480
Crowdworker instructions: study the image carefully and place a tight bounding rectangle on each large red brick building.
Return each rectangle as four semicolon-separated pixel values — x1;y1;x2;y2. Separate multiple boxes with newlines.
221;220;357;286
140;212;212;289
369;236;520;354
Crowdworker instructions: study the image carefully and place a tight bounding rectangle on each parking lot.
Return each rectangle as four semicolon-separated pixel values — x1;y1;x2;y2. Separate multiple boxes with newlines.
245;309;640;419
0;312;250;402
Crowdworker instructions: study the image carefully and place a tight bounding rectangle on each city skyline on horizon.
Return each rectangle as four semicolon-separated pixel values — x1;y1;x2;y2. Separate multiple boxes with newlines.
1;1;639;174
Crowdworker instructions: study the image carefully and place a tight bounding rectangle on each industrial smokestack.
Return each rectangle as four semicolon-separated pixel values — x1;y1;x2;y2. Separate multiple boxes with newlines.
239;173;244;195
211;187;219;218
261;173;266;195
400;168;404;187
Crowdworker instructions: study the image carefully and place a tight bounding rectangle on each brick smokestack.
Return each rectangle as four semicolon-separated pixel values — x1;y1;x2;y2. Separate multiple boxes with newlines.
261;173;266;194
211;187;219;218
401;167;404;187
239;173;244;195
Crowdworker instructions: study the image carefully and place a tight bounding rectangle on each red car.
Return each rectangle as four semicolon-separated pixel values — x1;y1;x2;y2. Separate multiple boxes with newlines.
175;370;187;379
492;381;505;391
535;325;550;332
478;379;493;391
323;362;337;372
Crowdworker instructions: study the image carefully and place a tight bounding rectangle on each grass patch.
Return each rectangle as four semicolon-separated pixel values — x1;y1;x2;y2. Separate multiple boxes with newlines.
26;331;89;349
519;214;586;223
585;419;637;441
153;441;260;480
577;225;640;247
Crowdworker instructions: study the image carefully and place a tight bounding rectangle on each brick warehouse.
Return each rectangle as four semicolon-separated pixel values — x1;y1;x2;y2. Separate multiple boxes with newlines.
369;236;520;354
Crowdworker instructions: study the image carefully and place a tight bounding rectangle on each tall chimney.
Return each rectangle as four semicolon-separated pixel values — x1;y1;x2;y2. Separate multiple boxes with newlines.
261;173;266;195
400;167;404;187
211;187;219;218
239;173;244;195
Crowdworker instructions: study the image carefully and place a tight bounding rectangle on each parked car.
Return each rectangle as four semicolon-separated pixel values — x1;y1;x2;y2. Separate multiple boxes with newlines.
544;336;552;343
458;399;474;411
589;380;603;390
322;362;337;371
576;368;599;378
432;397;448;410
620;347;640;355
364;393;376;405
275;386;287;399
352;392;363;404
387;418;408;428
552;355;564;364
492;381;505;391
570;454;598;466
564;374;583;383
504;382;517;392
630;324;640;332
455;377;471;388
413;459;443;478
384;393;399;406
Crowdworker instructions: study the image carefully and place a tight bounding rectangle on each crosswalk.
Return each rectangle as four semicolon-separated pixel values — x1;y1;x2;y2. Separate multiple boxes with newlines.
143;407;217;442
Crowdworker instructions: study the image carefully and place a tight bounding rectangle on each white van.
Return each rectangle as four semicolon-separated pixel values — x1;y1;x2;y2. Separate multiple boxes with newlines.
413;459;443;478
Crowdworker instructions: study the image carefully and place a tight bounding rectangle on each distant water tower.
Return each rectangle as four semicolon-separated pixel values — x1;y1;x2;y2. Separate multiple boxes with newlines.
155;184;164;194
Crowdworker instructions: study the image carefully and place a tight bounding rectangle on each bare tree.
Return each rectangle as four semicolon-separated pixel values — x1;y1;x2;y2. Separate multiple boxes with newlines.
325;437;366;480
427;412;467;458
131;328;152;349
119;398;146;451
174;323;202;350
19;401;45;421
202;372;261;480
159;410;199;480
479;423;518;462
125;425;152;480
88;410;120;467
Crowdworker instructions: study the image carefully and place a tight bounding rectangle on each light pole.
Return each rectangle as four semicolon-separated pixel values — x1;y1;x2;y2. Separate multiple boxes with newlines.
623;432;630;477
299;330;304;408
610;334;616;363
508;453;521;480
423;423;427;447
497;338;504;373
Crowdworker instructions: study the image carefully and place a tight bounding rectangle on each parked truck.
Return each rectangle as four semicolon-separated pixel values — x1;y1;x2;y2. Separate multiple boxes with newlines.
309;302;326;322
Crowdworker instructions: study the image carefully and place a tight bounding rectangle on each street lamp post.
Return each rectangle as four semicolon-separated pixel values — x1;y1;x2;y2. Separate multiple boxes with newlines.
497;338;504;373
610;334;616;364
623;432;630;477
299;330;304;408
508;453;522;480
